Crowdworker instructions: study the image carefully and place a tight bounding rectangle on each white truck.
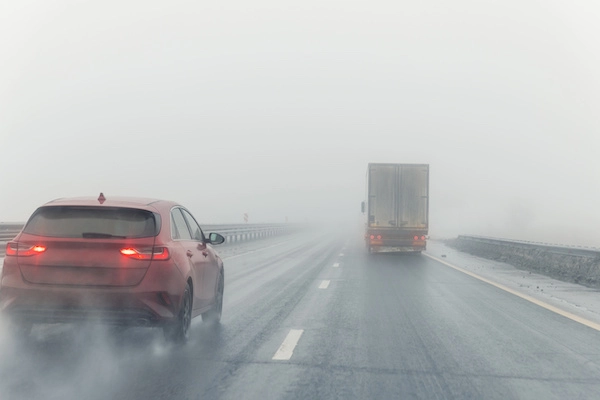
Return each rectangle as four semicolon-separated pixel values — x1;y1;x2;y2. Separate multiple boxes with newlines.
361;163;429;253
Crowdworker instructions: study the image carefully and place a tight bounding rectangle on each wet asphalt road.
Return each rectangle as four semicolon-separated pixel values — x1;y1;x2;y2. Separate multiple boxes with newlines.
1;231;599;399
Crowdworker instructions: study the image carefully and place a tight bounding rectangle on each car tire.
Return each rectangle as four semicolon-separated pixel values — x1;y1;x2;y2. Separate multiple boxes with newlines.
202;270;224;323
164;283;192;343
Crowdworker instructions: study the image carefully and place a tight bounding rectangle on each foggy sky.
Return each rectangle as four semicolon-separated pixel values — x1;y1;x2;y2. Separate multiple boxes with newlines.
1;0;599;245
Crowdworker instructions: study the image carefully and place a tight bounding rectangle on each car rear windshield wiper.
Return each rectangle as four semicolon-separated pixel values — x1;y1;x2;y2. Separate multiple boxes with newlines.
81;232;127;239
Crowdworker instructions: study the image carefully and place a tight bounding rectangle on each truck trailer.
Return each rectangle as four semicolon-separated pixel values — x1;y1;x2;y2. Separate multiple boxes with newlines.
362;163;429;253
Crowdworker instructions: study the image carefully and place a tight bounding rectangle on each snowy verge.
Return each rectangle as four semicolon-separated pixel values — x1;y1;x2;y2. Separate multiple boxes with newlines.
426;240;600;327
446;237;600;289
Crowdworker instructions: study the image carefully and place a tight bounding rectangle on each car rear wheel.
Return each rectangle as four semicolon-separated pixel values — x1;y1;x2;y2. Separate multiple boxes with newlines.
164;283;192;343
202;270;224;323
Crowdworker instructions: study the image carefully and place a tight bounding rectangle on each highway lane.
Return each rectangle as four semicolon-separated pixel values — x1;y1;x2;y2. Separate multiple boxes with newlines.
286;242;600;399
0;230;345;400
0;230;599;399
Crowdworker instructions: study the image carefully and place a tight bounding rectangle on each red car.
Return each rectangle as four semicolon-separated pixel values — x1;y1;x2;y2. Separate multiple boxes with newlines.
0;194;225;342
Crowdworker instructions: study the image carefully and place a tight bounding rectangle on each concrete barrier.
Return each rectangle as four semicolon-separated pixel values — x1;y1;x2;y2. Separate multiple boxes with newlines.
448;235;600;289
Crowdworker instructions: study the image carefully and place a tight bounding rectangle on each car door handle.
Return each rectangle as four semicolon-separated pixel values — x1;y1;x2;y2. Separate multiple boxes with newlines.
187;250;193;258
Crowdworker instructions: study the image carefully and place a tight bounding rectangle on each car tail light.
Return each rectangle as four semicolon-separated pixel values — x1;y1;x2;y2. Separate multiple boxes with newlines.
377;235;382;240
413;236;419;240
370;235;375;240
120;247;170;260
6;242;47;257
421;235;426;241
5;242;17;256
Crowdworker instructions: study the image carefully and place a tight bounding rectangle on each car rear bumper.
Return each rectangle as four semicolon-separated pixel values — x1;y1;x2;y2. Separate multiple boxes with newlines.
0;260;186;326
5;305;161;326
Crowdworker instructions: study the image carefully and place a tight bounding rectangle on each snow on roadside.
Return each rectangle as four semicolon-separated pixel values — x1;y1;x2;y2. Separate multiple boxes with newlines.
426;240;600;327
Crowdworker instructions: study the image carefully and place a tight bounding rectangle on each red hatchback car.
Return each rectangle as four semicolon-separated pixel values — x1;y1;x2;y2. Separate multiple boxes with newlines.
0;194;225;342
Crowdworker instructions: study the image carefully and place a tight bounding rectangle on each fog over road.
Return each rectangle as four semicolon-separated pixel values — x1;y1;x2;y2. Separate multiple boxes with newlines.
3;1;600;246
1;230;599;400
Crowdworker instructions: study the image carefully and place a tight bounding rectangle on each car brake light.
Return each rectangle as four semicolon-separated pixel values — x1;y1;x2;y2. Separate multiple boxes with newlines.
377;235;382;240
6;243;47;257
421;235;426;241
413;236;419;240
370;235;375;240
120;248;138;256
120;247;170;260
5;242;17;256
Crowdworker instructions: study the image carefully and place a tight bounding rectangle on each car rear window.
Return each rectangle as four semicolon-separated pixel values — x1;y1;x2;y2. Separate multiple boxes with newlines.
23;206;160;238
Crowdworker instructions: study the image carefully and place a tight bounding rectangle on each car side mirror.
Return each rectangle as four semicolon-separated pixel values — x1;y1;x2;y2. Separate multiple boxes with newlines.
361;201;365;214
207;232;225;245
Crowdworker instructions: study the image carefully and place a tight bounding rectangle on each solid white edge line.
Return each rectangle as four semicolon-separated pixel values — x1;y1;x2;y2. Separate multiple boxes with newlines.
272;329;304;361
423;253;600;332
333;263;340;268
318;280;331;289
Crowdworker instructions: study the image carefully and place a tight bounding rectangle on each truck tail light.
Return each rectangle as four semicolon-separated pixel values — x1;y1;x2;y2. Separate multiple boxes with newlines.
120;247;170;260
413;236;419;241
421;235;426;241
377;235;382;240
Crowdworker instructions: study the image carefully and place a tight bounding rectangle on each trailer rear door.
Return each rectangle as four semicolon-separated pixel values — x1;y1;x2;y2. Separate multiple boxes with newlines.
368;164;429;229
368;164;397;227
398;165;429;229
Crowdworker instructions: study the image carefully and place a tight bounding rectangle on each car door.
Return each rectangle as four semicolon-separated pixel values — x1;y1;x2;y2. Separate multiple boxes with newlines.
170;208;207;310
181;209;219;306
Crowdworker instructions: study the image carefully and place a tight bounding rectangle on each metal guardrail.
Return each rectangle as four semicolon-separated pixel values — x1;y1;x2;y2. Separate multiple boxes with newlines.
0;223;22;246
0;222;300;257
202;224;299;244
457;235;600;258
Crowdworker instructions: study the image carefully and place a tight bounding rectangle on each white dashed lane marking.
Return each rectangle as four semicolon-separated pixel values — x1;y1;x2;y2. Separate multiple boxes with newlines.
333;263;340;268
272;329;304;361
318;280;330;289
